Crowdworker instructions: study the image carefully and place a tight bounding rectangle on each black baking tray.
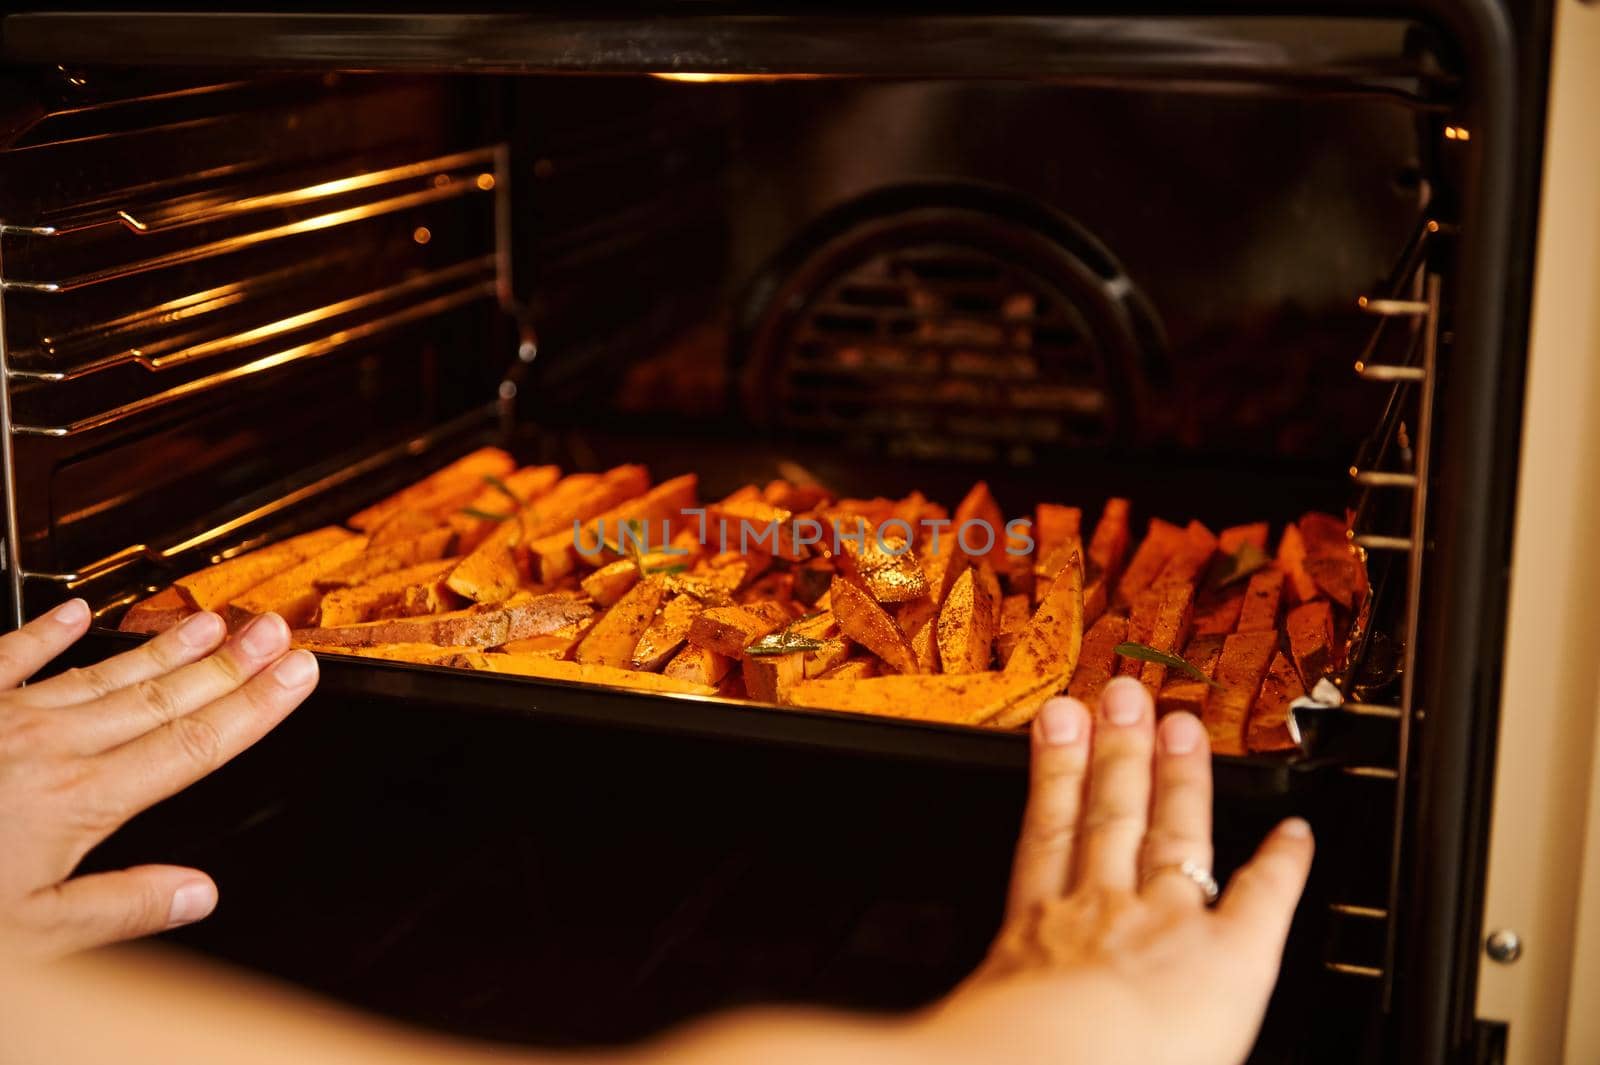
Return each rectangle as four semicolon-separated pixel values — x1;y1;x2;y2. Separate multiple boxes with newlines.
79;626;1344;799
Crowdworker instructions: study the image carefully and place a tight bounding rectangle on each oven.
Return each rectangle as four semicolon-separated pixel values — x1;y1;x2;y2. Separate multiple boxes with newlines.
0;5;1586;1064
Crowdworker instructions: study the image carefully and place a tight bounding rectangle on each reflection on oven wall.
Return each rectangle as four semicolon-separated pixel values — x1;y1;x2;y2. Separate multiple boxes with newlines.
513;76;1427;463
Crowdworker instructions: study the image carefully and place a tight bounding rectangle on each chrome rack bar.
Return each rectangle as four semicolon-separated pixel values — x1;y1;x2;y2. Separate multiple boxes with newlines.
19;404;498;590
9;280;496;437
0;179;490;295
6;256;496;383
0;146;499;241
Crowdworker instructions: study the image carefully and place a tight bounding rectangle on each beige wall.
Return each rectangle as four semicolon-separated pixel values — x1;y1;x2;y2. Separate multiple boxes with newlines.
1475;1;1600;1061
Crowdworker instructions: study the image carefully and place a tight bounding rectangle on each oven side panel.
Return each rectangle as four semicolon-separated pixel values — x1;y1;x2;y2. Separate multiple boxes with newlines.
1476;1;1600;1061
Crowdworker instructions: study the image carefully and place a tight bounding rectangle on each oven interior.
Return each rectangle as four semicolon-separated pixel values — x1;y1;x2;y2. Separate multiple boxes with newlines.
0;16;1486;1063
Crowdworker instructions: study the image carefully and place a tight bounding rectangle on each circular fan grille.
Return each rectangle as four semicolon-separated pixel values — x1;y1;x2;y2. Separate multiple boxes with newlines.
737;184;1166;461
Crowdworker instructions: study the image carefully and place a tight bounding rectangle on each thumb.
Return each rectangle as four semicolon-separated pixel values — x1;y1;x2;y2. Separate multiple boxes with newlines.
1216;817;1314;961
25;866;218;957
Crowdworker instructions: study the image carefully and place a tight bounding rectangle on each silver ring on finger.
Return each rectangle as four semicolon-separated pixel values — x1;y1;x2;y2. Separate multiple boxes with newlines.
1142;859;1220;905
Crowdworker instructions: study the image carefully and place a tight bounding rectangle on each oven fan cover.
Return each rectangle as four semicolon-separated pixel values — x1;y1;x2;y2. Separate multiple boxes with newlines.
735;182;1167;461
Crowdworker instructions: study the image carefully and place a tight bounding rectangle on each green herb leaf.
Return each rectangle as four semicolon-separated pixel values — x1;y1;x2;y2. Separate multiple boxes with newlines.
482;473;524;507
745;631;827;656
1114;641;1222;689
460;506;514;522
1212;543;1270;588
645;563;689;576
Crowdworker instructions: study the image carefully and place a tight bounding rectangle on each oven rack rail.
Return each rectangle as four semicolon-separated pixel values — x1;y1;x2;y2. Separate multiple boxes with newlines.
1309;215;1444;996
0;142;516;619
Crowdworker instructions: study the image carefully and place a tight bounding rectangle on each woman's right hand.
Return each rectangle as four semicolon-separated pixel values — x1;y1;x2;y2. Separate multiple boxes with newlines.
0;600;318;960
925;677;1314;1065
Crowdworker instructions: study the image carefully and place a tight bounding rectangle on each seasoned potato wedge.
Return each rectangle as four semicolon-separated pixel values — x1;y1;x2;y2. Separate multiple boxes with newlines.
348;447;516;531
119;587;195;634
175;526;354;612
830;572;919;674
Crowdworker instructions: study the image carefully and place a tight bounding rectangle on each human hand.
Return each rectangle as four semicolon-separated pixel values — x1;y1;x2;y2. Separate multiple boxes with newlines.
0;599;318;960
930;676;1313;1065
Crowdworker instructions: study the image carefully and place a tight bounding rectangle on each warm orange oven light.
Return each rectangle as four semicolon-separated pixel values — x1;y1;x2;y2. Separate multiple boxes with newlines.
649;72;823;83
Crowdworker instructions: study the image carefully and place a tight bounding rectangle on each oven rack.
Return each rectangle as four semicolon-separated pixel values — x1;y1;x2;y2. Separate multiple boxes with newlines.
1308;214;1446;999
0;137;516;621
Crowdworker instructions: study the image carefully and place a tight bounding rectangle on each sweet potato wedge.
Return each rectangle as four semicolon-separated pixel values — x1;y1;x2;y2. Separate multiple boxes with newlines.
174;526;354;611
1298;512;1365;611
1276;524;1319;604
119;587;194;634
1202;631;1277;755
291;641;486;667
829;572;919;674
1235;568;1286;634
226;536;371;629
686;604;787;658
1248;651;1305;753
895;596;942;673
1286;599;1337;689
742;650;807;703
446;469;615;603
477;653;716;696
448;464;563;552
1156;634;1225;719
1218;522;1270;555
1135;582;1196;691
574;577;667;668
293;593;593;648
936;563;999;674
348;447;517;531
315;558;458;627
709;498;809;561
1033;504;1082;605
1114;518;1182;610
993;592;1033;667
1083;497;1132;621
630;594;703;671
1003;550;1084;689
788;670;1060;728
1153;521;1218;589
498;619;593;660
816;658;879;682
664;644;734;687
317;526;454;590
839;531;929;604
1067;614;1127;706
540;473;698;582
367;509;445;548
953;481;1007;566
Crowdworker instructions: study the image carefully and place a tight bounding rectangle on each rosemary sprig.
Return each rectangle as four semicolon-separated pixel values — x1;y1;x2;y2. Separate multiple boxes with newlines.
1211;543;1270;588
482;473;524;508
1114;641;1222;689
460;506;514;522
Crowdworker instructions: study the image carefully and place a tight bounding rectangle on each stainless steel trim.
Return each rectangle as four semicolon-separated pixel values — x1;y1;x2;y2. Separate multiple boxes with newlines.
1351;468;1420;488
1342;702;1405;720
1343;766;1403;780
1326;962;1385;978
1358;296;1431;316
1353;533;1413;550
1355;363;1428;382
1331;903;1390;919
0;240;23;627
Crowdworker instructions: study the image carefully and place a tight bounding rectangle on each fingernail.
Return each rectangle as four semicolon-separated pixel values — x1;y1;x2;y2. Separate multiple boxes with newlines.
1102;676;1148;726
1280;817;1312;840
1038;697;1085;745
238;613;288;657
272;650;318;689
176;611;224;649
1161;711;1204;755
51;598;89;627
167;881;217;927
